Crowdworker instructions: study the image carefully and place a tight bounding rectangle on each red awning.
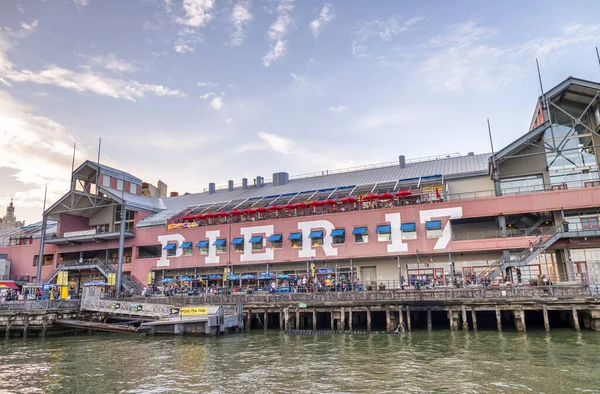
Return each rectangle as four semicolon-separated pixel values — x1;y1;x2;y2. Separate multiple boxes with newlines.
0;281;19;290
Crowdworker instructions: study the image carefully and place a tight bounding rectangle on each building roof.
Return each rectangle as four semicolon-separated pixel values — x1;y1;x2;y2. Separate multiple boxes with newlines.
73;160;143;185
0;221;57;247
137;153;490;227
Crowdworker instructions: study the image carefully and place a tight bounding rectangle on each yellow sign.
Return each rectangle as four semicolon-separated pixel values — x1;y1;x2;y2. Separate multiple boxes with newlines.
180;307;208;316
107;273;116;286
167;222;199;230
224;267;231;279
57;271;69;286
147;272;154;285
310;263;315;277
60;286;69;299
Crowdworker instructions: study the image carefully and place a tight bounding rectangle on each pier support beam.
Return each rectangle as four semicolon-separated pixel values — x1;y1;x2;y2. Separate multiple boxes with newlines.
495;307;502;332
398;306;404;331
542;305;550;332
340;307;345;331
312;310;317;331
386;307;391;332
40;318;48;338
280;311;284;330
366;307;372;332
330;310;335;331
296;309;300;330
514;308;526;332
461;305;468;331
23;317;29;339
471;308;478;332
588;310;600;331
5;317;11;339
448;309;460;331
246;309;252;330
284;308;289;330
427;308;432;332
572;307;580;331
264;309;268;330
406;306;411;331
348;308;353;331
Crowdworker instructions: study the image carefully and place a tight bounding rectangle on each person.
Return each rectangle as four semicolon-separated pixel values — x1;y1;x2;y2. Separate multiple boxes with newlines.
529;241;534;252
516;268;522;284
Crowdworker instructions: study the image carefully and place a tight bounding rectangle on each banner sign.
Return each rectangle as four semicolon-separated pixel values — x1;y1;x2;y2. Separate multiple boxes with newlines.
107;273;116;286
167;222;199;231
169;307;209;316
63;229;97;237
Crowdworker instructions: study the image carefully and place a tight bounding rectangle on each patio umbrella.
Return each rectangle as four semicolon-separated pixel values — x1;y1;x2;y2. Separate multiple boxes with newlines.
283;203;297;210
296;201;307;209
255;206;268;213
395;190;412;197
240;274;257;280
228;275;241;281
216;211;230;217
193;214;205;220
242;208;255;214
307;200;320;207
179;275;191;282
204;212;216;218
181;215;193;221
83;281;109;286
379;192;395;200
230;209;243;216
324;199;337;205
159;278;174;284
276;274;292;280
363;193;379;201
341;196;358;204
267;205;283;211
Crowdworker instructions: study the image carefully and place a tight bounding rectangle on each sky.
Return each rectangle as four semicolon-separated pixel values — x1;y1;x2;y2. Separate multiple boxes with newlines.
1;0;600;225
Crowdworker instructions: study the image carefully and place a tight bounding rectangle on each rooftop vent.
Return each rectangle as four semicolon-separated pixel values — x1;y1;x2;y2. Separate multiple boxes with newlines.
208;183;216;194
170;192;179;197
399;155;406;169
256;176;264;188
273;172;289;186
228;180;234;192
242;178;248;189
467;152;474;156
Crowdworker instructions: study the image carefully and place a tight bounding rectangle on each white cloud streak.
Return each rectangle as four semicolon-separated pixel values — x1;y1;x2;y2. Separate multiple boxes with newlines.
352;17;423;59
88;53;136;73
262;0;295;67
328;105;347;113
198;81;218;87
173;0;215;53
229;0;253;46
210;96;224;109
310;3;334;38
290;72;306;87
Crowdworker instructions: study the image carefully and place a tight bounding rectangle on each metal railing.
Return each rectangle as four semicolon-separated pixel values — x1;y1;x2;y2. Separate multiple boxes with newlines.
0;299;81;311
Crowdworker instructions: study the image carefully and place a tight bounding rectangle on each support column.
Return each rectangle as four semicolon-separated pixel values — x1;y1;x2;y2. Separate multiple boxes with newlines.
495;307;502;332
284;308;289;330
348;308;353;331
5;317;10;339
366;307;372;332
398;306;404;331
514;308;526;332
386;306;391;332
471;308;477;332
23;316;29;339
448;308;459;331
296;309;300;330
572;307;581;331
36;213;48;283
461;305;468;330
406;306;411;332
263;309;268;330
312;310;317;331
330;310;335;330
542;305;550;332
340;307;345;331
116;203;126;293
427;308;432;332
279;310;284;330
246;309;252;330
40;318;48;338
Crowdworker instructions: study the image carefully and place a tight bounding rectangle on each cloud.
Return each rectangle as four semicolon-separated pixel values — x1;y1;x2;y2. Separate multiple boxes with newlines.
226;118;233;123
72;0;90;6
210;96;224;109
328;105;347;113
172;0;215;53
31;91;49;97
262;0;295;67
310;3;334;38
423;21;600;92
198;81;218;87
199;92;216;99
352;17;423;59
229;0;253;46
88;53;136;73
290;72;306;87
21;20;39;31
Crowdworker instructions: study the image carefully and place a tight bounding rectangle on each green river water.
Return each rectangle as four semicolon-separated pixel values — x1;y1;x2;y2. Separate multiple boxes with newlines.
1;330;600;393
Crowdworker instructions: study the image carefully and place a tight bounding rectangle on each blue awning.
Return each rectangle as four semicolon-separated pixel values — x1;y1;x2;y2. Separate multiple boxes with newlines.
331;228;345;237
288;232;302;240
352;227;367;235
401;223;416;232
268;234;282;242
425;220;442;230
249;235;263;243
231;237;245;245
213;239;226;246
163;243;177;250
179;242;192;248
196;240;209;247
376;225;391;233
308;230;323;239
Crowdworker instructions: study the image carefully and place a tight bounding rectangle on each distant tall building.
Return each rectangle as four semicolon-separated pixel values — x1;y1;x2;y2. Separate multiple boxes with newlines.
0;199;25;229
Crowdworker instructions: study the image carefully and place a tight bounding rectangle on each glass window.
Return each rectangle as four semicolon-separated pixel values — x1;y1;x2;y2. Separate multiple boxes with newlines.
333;235;345;244
500;175;544;195
234;243;244;252
378;232;392;242
117;179;124;191
138;245;162;258
271;241;282;249
199;246;209;255
311;237;324;247
216;244;226;253
130;183;137;194
166;243;177;257
581;217;600;231
291;238;302;248
354;234;368;243
182;245;193;256
102;175;111;187
594;105;600;127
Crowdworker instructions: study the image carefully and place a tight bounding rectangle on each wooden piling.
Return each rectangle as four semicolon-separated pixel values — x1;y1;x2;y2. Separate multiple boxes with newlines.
40;318;48;338
495;307;502;332
366;307;372;332
284;308;289;330
296;309;300;330
340;307;345;331
427;308;432;332
348;308;353;331
263;309;268;330
279;310;284;330
572;307;580;331
471;308;478;332
312;310;317;331
398;306;404;331
5;317;11;339
330;310;335;330
542;305;550;332
386;306;391;332
23;316;29;339
406;306;411;331
246;309;252;330
461;305;468;331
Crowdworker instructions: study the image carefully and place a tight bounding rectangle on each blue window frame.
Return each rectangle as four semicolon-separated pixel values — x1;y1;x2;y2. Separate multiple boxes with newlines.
249;236;263;243
288;232;302;240
268;234;282;242
375;225;391;233
308;230;324;239
425;220;442;230
401;223;416;232
331;229;345;237
196;240;209;247
352;227;368;235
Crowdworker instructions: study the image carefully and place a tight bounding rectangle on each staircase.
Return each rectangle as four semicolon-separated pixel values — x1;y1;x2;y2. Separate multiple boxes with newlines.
43;259;142;293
